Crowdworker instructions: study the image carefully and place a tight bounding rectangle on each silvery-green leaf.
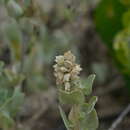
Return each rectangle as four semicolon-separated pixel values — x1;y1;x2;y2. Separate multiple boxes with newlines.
0;89;9;106
0;87;24;117
59;106;73;130
9;87;24;117
4;69;25;86
4;20;22;61
82;74;96;96
7;0;23;17
81;109;99;130
59;89;85;105
80;96;98;119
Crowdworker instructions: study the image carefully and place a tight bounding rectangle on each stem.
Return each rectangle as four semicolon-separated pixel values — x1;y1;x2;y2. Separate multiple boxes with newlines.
70;105;80;130
108;104;130;130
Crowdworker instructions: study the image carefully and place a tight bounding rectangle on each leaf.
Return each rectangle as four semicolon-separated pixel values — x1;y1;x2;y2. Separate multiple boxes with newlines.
0;89;9;106
7;0;23;17
4;20;22;61
4;20;22;42
59;89;85;105
59;106;73;130
81;96;98;116
4;69;25;86
0;86;24;129
4;69;15;82
0;110;14;129
0;87;24;117
82;74;96;96
81;109;99;130
9;87;24;117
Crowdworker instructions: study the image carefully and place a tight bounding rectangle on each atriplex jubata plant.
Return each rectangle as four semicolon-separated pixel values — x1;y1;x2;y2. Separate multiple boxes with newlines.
53;51;99;130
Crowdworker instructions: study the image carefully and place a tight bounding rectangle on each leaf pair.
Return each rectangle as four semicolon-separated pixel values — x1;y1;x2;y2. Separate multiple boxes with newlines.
58;74;98;130
59;96;98;130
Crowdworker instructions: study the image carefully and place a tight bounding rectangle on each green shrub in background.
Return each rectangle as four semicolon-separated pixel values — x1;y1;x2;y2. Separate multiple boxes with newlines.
0;61;24;130
94;0;130;91
94;0;126;49
113;9;130;91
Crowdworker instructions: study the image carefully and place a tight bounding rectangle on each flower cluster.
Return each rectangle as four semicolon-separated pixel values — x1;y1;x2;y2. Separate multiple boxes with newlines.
53;51;82;91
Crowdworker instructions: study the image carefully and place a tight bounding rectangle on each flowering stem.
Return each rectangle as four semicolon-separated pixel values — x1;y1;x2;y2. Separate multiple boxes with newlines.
54;51;99;130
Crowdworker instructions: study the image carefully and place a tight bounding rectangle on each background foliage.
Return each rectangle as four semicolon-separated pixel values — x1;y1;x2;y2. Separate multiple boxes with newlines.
94;0;130;91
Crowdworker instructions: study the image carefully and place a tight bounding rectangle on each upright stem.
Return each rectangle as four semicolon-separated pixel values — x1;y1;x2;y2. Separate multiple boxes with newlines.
69;105;80;130
74;105;80;130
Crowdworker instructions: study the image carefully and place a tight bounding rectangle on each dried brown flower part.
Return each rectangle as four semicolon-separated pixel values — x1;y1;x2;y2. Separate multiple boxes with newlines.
53;51;82;91
64;51;76;63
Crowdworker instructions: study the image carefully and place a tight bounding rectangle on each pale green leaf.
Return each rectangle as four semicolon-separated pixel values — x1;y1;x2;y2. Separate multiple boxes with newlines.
82;74;96;96
0;87;24;117
81;96;98;116
9;87;24;117
7;0;23;17
59;89;85;105
4;20;22;61
81;109;99;130
59;106;73;130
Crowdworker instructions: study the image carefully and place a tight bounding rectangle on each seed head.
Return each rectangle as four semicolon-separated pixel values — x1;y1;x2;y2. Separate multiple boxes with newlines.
53;51;82;91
